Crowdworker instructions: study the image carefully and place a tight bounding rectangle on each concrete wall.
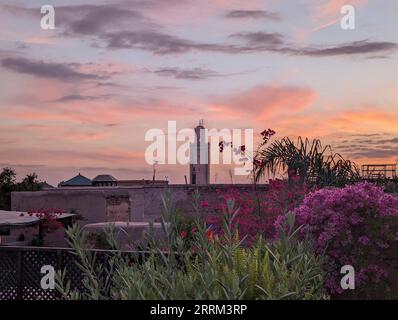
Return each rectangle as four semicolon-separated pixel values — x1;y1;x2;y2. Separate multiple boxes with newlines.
0;224;38;246
11;185;268;225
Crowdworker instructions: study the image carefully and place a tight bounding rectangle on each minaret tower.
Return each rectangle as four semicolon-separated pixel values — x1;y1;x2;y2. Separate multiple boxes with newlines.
189;120;210;184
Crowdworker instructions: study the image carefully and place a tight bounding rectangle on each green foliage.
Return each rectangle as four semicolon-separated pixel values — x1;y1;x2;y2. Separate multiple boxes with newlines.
0;167;42;210
55;196;327;300
371;177;398;194
86;231;117;250
19;173;42;192
0;167;17;210
56;223;120;300
0;167;16;186
255;137;360;187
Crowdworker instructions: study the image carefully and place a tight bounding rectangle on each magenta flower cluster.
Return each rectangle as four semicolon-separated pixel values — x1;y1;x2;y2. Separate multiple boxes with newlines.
285;182;398;296
204;178;309;245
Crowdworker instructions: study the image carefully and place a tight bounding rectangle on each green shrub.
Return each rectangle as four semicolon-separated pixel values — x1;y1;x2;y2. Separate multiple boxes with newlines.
56;199;327;300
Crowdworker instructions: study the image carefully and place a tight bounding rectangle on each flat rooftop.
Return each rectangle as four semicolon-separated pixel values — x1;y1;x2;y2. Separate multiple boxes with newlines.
0;210;75;227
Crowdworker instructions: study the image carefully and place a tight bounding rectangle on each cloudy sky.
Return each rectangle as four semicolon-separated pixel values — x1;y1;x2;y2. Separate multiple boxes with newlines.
0;0;397;185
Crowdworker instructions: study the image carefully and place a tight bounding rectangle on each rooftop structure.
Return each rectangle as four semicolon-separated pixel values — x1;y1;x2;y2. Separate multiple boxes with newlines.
58;173;92;187
117;179;168;186
58;174;168;188
38;181;54;189
0;210;76;246
0;210;75;227
361;164;397;180
92;174;117;187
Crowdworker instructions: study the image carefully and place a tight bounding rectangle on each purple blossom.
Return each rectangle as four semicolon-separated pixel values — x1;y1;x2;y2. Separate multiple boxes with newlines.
278;182;398;296
358;236;370;245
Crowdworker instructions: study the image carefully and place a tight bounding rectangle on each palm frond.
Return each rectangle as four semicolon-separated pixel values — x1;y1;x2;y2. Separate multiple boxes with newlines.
255;136;360;187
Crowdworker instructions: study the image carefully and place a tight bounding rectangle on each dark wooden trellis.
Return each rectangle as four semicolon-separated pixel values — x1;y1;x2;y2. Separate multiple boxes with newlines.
0;247;81;300
0;246;142;300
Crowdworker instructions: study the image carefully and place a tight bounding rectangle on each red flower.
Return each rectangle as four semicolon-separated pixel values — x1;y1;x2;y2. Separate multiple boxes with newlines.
180;231;187;239
253;159;265;168
190;227;197;234
260;128;276;142
205;230;215;241
200;201;210;208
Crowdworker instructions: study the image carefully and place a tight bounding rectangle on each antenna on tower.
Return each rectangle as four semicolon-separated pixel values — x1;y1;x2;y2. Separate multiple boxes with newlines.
199;119;204;127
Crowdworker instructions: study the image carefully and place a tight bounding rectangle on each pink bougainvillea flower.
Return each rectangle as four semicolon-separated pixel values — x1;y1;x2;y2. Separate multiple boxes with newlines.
275;182;398;297
200;201;210;208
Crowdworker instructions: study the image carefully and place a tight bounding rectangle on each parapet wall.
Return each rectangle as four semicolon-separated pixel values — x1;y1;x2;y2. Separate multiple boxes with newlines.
11;185;268;225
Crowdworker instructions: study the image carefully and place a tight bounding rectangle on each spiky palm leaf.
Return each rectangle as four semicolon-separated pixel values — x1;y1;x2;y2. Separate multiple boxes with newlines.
255;136;360;187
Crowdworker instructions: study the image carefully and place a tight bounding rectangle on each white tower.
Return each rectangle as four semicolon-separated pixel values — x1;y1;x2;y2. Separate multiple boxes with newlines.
189;120;210;184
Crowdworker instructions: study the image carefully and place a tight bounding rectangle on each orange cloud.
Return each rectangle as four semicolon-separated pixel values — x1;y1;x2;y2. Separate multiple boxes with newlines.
333;108;398;133
24;36;58;45
267;106;398;148
208;85;316;121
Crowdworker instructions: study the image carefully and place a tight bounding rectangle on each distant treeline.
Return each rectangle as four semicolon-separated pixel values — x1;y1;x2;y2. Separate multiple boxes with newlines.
0;167;42;210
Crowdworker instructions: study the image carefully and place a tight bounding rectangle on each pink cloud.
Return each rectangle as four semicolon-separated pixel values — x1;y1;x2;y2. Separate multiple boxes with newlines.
0;146;145;168
294;0;368;41
313;0;367;31
315;0;367;20
208;85;316;121
7;93;198;124
21;125;112;142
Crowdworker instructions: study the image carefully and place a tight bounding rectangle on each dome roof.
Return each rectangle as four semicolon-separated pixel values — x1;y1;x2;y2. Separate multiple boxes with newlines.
92;174;117;182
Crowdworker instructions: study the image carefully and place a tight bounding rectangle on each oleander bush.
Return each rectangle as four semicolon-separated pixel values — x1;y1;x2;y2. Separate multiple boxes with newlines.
276;182;398;299
203;177;310;245
55;200;327;300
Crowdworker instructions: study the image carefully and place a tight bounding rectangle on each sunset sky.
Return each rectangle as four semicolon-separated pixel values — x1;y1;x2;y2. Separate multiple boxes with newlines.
0;0;397;185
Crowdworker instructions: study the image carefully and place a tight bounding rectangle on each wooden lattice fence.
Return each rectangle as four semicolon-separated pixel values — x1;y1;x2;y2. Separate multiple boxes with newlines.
0;246;141;300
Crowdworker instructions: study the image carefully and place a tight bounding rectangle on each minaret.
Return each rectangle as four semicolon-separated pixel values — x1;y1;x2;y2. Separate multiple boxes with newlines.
190;120;210;184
